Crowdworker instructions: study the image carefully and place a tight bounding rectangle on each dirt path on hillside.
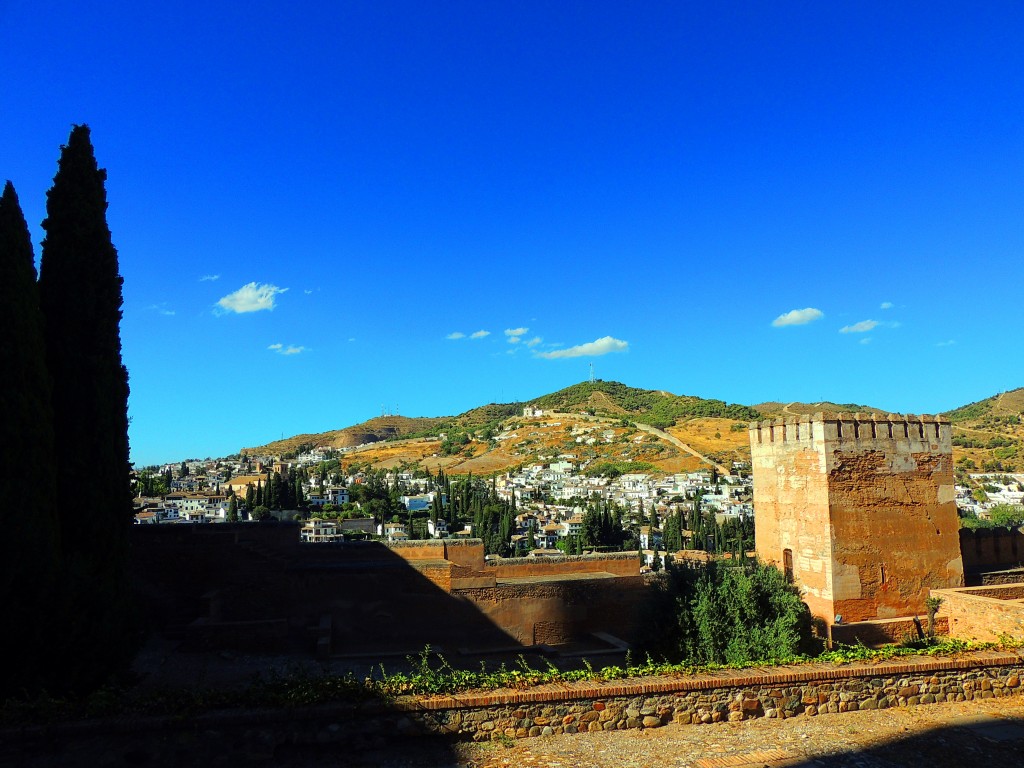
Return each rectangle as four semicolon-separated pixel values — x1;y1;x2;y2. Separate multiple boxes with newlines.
550;411;729;475
633;423;731;476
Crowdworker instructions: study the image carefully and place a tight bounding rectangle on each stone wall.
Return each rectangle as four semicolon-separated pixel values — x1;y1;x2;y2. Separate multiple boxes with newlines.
7;652;1022;765
830;615;949;647
960;527;1024;575
489;552;640;579
454;575;651;646
129;526;656;656
751;413;963;625
935;584;1024;643
400;651;1024;741
751;418;834;620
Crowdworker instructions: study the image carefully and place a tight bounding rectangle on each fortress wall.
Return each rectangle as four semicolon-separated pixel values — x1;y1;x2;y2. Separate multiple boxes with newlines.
960;527;1024;573
824;415;962;622
934;584;1024;643
456;575;650;646
442;538;488;571
750;413;963;625
130;526;654;655
489;552;640;579
749;413;950;451
750;417;834;620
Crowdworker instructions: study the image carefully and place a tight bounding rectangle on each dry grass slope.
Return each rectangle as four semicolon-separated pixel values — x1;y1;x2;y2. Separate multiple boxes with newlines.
241;383;1024;476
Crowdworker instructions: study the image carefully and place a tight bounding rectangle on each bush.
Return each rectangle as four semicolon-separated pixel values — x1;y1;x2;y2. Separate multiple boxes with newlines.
646;559;816;664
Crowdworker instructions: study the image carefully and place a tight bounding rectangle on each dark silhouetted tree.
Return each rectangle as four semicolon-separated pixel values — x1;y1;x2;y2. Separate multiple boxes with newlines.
38;125;134;692
0;181;60;697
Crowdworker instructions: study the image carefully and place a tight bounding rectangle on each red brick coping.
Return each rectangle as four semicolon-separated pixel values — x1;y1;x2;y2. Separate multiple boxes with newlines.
397;650;1024;711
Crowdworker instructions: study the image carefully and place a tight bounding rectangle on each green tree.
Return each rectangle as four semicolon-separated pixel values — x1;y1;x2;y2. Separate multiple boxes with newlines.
227;495;239;523
38;126;134;693
648;559;814;665
988;504;1024;528
0;180;60;697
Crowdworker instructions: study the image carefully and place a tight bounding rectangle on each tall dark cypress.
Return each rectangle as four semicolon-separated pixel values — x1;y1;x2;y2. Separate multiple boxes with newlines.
0;181;60;696
38;125;134;691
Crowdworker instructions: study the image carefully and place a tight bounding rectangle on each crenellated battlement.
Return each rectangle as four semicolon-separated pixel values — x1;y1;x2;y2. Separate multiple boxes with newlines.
748;412;951;449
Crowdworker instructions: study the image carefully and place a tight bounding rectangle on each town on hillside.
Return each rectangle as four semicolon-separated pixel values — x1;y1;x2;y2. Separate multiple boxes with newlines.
133;414;1024;564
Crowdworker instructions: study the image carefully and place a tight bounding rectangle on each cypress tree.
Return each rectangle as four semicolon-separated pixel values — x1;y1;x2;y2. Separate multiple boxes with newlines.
38;125;134;692
0;181;60;697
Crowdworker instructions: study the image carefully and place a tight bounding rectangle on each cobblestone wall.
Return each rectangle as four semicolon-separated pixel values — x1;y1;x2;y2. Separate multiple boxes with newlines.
397;651;1024;741
5;652;1023;766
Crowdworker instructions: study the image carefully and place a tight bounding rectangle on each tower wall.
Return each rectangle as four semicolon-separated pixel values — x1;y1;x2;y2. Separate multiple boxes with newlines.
751;412;964;625
824;413;963;622
750;416;834;621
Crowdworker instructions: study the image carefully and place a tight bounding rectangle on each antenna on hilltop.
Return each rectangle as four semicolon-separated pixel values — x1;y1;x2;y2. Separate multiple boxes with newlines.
589;362;595;384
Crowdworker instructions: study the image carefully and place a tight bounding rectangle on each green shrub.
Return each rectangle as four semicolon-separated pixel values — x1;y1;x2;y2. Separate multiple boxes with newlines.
646;559;817;664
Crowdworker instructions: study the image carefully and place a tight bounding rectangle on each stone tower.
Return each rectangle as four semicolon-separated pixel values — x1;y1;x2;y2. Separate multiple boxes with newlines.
750;412;963;625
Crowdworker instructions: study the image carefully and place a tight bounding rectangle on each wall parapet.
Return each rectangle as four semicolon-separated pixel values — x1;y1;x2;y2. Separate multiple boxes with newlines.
749;412;951;449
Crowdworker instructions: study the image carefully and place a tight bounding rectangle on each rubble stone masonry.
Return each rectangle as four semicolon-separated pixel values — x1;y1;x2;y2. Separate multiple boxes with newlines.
751;413;964;624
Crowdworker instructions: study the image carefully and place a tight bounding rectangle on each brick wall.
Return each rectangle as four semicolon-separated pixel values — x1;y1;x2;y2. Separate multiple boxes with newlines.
934;584;1024;643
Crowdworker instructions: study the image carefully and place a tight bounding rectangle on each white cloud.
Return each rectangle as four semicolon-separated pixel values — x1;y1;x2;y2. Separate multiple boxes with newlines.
771;308;823;327
525;336;542;348
839;320;878;334
505;327;528;342
446;332;466;340
199;274;220;282
147;303;175;316
937;339;956;347
304;289;313;295
880;301;893;310
469;330;490;339
268;343;306;355
536;336;629;359
216;282;287;314
859;337;872;345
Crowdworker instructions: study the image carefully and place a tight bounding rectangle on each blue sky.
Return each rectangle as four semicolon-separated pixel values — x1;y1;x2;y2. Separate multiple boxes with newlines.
3;2;1023;466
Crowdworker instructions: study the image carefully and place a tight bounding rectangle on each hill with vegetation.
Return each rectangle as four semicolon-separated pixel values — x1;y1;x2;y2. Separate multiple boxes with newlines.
752;401;888;419
529;381;761;427
240;415;449;457
944;388;1024;474
241;382;1024;476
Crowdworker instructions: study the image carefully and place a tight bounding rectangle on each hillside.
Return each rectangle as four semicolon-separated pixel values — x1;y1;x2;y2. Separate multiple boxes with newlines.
241;382;1024;476
240;415;448;456
943;388;1024;473
752;401;887;419
529;381;761;427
